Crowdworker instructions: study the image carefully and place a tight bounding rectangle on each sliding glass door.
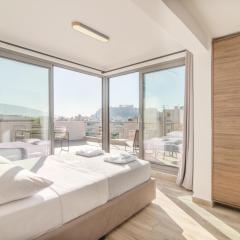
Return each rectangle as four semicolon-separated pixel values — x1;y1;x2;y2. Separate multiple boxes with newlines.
109;72;139;154
0;56;51;160
142;65;185;167
54;67;102;153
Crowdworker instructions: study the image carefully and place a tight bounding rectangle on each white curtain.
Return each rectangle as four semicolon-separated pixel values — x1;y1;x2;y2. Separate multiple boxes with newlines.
176;51;194;190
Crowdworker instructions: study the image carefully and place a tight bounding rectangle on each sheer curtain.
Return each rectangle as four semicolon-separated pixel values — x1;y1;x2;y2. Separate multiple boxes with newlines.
176;51;194;190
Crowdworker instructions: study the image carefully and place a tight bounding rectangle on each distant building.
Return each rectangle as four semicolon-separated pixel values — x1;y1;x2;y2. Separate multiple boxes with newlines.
144;106;184;139
162;106;184;135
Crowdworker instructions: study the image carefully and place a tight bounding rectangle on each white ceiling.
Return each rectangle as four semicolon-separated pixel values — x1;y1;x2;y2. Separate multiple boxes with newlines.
0;0;182;71
0;0;240;71
181;0;240;38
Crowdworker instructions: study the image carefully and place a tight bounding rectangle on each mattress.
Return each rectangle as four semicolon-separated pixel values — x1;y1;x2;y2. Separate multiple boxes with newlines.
0;188;61;240
51;152;151;200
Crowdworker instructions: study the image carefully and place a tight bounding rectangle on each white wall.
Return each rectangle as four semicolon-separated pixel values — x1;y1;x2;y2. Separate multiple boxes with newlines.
192;49;212;202
55;121;86;141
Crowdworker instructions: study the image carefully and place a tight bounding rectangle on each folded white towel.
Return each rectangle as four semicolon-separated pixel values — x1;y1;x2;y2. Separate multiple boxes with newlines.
22;138;41;144
119;151;134;159
103;152;137;164
76;145;104;157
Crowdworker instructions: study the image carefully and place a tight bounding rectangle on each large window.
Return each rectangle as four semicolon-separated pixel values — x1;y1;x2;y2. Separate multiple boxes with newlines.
143;65;185;167
0;50;186;170
54;67;102;153
109;72;139;154
0;57;50;160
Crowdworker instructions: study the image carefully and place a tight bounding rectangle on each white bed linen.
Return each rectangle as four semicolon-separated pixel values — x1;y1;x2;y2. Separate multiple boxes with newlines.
16;157;108;224
38;159;108;223
3;152;150;239
0;188;61;240
52;152;151;200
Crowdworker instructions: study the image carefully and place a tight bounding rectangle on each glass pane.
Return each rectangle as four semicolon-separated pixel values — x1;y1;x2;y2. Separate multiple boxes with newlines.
109;72;139;154
143;66;185;167
54;67;102;153
0;57;50;161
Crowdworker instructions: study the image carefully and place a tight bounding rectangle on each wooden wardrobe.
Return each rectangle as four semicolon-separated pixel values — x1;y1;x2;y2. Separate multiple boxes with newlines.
212;33;240;208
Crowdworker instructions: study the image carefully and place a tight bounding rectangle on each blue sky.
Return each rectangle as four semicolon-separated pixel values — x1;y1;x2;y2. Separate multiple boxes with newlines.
0;57;185;117
54;67;101;117
144;66;185;110
110;72;139;108
55;67;185;117
54;70;139;118
0;57;49;113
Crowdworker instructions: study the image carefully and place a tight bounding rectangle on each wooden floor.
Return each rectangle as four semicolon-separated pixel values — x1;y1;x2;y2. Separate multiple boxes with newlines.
106;170;240;240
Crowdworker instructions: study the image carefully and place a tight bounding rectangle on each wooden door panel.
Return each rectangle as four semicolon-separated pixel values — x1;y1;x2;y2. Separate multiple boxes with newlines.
213;35;240;207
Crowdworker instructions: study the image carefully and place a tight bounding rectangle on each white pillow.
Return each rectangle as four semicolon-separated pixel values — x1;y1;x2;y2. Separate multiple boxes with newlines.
76;145;104;157
0;164;52;205
0;156;11;164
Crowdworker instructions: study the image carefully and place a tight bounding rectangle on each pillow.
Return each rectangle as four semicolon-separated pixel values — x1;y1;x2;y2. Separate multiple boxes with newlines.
76;145;104;157
0;164;52;205
0;156;11;164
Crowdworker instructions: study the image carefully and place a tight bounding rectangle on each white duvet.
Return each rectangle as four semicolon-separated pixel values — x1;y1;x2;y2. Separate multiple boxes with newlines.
33;158;108;223
1;153;151;240
49;152;151;200
0;157;108;240
0;188;61;240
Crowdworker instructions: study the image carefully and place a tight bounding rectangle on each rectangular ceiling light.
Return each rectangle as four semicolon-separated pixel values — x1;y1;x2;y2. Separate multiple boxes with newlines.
72;21;109;42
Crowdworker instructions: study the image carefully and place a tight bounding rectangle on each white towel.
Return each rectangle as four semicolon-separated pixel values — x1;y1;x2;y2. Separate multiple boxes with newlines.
76;145;104;157
119;151;134;159
103;152;137;164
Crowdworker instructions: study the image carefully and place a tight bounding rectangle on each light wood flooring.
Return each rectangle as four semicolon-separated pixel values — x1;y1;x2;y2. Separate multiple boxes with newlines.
106;170;240;240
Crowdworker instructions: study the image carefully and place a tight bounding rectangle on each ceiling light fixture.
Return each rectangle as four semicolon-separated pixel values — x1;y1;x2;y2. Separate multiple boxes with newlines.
72;21;109;42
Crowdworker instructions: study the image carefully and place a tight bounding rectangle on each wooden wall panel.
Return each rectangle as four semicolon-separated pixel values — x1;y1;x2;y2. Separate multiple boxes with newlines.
213;34;240;207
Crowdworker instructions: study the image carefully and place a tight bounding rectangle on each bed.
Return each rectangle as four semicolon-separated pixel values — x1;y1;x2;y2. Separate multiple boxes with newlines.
0;153;155;240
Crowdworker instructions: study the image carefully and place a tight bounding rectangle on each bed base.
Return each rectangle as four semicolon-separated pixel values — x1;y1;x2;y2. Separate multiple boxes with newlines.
37;178;156;240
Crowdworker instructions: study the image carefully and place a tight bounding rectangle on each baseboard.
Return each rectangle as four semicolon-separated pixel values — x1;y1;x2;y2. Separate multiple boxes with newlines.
192;196;214;207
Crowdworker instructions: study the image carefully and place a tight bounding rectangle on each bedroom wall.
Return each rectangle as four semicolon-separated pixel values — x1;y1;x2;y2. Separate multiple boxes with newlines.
192;49;212;202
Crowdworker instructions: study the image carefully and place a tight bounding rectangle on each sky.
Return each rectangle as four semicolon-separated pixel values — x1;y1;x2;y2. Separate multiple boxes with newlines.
55;66;185;117
54;70;140;118
144;66;185;110
0;57;49;113
0;56;185;118
54;67;101;117
110;72;139;108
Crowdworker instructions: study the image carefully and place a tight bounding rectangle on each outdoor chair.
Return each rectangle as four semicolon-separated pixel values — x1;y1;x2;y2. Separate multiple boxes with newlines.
54;126;70;151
